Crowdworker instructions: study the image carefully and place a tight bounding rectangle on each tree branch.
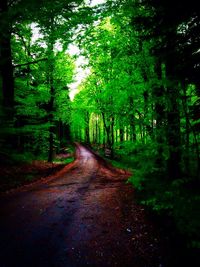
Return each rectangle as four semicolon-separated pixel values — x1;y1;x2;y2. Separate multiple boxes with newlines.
13;58;48;68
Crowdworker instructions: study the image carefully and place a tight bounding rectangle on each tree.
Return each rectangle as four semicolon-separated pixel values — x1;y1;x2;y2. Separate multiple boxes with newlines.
13;23;75;159
0;0;92;161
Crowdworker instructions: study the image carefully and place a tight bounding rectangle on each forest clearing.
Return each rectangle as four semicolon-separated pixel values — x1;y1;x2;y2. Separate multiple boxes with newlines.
0;0;200;266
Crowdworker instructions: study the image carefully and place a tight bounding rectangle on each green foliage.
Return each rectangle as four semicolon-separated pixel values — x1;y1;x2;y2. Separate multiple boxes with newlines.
70;3;200;250
129;167;200;247
53;157;74;165
10;21;76;159
0;0;199;252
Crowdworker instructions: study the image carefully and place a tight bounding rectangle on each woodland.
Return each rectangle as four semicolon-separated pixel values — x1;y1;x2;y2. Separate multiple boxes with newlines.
0;0;200;261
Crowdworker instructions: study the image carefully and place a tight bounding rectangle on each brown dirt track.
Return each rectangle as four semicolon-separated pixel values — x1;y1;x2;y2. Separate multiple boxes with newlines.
0;144;165;267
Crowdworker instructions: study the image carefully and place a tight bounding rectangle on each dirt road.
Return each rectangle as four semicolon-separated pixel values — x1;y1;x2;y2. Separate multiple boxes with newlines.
0;144;164;267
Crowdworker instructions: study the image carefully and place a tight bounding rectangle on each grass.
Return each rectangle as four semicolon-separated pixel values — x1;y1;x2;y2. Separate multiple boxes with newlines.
53;157;74;164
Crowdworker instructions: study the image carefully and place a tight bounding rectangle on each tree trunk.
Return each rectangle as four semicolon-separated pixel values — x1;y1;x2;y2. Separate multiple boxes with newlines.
166;63;181;180
96;117;98;144
120;128;124;142
48;86;55;162
181;82;190;175
47;19;56;163
153;60;166;168
110;116;114;147
0;0;14;112
102;112;113;157
85;112;90;144
0;0;15;149
129;97;136;141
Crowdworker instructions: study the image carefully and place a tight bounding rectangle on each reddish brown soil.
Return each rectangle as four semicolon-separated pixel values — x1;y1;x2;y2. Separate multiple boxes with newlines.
0;144;165;267
0;160;64;192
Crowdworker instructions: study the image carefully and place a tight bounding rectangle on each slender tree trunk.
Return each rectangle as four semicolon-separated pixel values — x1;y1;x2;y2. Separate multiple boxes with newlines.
1;30;15;113
64;123;70;143
153;60;166;168
102;112;113;157
96;116;98;144
0;0;14;113
181;82;190;175
129;97;136;141
85;111;90;144
166;96;181;179
110;116;114;147
47;18;56;163
103;125;106;147
166;63;181;180
0;0;15;149
193;82;200;176
48;83;55;162
115;130;118;143
98;117;101;144
92;122;95;143
119;124;124;143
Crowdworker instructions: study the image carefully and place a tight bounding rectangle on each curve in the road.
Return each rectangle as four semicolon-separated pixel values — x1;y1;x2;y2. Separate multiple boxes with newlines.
0;144;164;267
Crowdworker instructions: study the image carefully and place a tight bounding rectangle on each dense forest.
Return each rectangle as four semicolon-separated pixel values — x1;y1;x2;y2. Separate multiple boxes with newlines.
0;0;200;261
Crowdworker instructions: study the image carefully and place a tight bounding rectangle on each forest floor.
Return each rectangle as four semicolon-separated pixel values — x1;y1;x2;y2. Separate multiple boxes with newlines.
0;160;64;193
0;144;176;267
0;151;74;192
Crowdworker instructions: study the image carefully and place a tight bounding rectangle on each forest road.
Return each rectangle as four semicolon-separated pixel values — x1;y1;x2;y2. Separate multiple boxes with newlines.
0;144;164;267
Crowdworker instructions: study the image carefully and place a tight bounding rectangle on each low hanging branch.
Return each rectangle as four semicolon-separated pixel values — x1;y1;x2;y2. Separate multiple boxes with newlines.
13;58;48;68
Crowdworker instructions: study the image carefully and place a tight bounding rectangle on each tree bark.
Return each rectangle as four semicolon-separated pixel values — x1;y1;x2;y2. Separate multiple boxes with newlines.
153;61;166;167
85;112;90;144
0;0;15;150
14;58;48;68
129;97;136;141
0;0;14;112
166;63;181;180
47;19;56;163
102;112;113;157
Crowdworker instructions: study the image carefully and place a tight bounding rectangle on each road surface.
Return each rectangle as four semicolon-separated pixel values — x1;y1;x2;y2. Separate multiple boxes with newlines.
0;144;164;267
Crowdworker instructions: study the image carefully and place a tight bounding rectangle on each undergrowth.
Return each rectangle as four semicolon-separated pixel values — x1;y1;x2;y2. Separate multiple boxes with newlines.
102;141;200;250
